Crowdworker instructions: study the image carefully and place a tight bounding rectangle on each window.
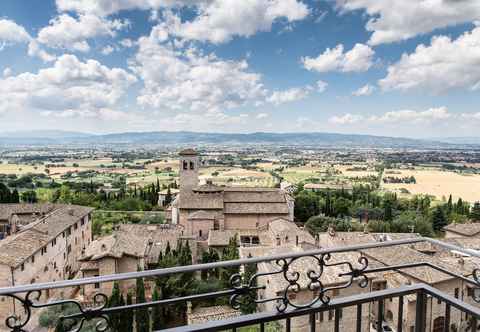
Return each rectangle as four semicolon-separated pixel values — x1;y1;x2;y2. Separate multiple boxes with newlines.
94;275;100;289
199;230;202;238
62;232;65;238
455;288;460;299
183;161;188;170
74;223;78;230
328;310;334;321
189;161;195;170
75;237;78;245
316;311;324;322
31;255;35;263
21;264;25;271
51;238;56;247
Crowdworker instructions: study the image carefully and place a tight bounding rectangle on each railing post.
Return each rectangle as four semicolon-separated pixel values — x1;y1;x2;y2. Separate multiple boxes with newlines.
377;299;384;332
398;296;403;332
415;290;427;332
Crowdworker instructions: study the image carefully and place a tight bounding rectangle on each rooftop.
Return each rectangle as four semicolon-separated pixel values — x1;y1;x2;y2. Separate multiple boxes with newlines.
443;222;480;236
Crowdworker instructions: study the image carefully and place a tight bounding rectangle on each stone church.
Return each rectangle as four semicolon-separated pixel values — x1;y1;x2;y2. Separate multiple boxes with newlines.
168;149;294;240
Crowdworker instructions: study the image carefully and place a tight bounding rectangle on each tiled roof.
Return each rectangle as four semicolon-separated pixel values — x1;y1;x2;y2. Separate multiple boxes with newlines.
443;223;480;236
0;203;59;221
0;204;93;267
224;202;289;214
117;224;185;264
187;210;219;220
188;305;240;325
179;148;198;156
178;192;224;210
361;245;470;285
268;218;315;245
81;232;147;261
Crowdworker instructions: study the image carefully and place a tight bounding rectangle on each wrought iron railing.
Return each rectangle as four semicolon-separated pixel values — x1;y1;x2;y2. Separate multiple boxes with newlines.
1;237;480;332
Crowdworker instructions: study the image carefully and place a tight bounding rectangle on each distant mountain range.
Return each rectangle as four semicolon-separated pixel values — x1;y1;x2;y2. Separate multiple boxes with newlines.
0;130;478;148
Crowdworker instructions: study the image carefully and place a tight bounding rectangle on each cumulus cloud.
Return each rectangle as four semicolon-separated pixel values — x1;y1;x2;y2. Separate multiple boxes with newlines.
329;113;364;125
256;112;269;119
3;67;12;77
316;80;328;92
380;27;480;93
329;107;453;125
302;43;374;73
131;25;267;112
165;0;309;44
0;54;136;116
267;86;311;105
37;14;129;52
352;84;375;96
101;45;115;55
55;0;200;16
335;0;480;45
0;19;55;62
56;0;309;44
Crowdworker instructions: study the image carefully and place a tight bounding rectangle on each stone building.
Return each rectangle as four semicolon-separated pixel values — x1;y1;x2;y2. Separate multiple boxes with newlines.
168;149;294;240
318;230;480;332
443;222;480;239
0;204;93;323
79;223;192;299
0;203;59;239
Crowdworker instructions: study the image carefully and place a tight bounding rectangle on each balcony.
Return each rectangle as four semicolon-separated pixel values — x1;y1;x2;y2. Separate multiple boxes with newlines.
1;237;480;332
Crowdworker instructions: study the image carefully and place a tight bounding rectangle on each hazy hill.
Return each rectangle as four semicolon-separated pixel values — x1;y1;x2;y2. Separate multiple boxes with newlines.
0;130;461;148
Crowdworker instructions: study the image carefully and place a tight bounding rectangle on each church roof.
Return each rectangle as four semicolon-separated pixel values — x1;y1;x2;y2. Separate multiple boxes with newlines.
188;210;219;220
179;148;198;156
178;191;224;210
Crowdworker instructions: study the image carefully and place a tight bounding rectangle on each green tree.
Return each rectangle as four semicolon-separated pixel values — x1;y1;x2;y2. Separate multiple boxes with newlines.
108;282;122;332
151;286;164;330
122;292;134;332
294;191;320;222
135;268;150;332
431;206;448;231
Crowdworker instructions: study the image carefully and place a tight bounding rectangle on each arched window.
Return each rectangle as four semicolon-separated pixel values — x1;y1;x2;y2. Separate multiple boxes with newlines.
190;161;195;170
183;161;188;170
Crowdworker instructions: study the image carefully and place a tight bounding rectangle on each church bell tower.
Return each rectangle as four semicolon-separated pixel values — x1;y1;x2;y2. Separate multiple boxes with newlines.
179;148;199;192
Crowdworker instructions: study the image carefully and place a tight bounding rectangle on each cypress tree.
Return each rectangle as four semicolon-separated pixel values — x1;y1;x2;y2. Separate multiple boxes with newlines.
135;268;150;332
432;206;448;231
108;282;122;331
151;286;164;330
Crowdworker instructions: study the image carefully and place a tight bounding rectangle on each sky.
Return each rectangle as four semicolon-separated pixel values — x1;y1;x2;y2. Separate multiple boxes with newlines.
1;0;480;138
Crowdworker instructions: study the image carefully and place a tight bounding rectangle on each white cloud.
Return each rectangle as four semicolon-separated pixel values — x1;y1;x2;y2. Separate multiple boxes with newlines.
336;0;480;45
256;112;269;119
37;14;129;52
302;43;374;73
55;0;201;16
330;107;453;125
120;38;134;48
0;54;136;116
157;0;309;44
316;80;328;92
55;0;309;44
352;84;375;96
0;19;55;62
380;27;480;93
3;67;12;77
131;25;267;112
0;19;31;44
329;113;364;125
101;45;115;55
267;86;311;105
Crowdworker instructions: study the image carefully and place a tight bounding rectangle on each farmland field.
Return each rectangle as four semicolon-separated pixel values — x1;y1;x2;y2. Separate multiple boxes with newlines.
382;168;480;202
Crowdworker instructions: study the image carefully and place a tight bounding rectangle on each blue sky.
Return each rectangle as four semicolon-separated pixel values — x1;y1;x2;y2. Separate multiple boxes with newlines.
1;0;480;138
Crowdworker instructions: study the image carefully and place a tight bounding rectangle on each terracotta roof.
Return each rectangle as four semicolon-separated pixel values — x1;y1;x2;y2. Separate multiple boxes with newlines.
361;245;470;285
224;202;289;214
188;210;219;220
0;205;93;267
0;203;59;221
0;229;49;267
178;191;224;210
179;148;198;156
268;218;315;245
443;223;480;237
188;305;240;325
81;232;147;261
117;224;185;264
223;188;286;203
